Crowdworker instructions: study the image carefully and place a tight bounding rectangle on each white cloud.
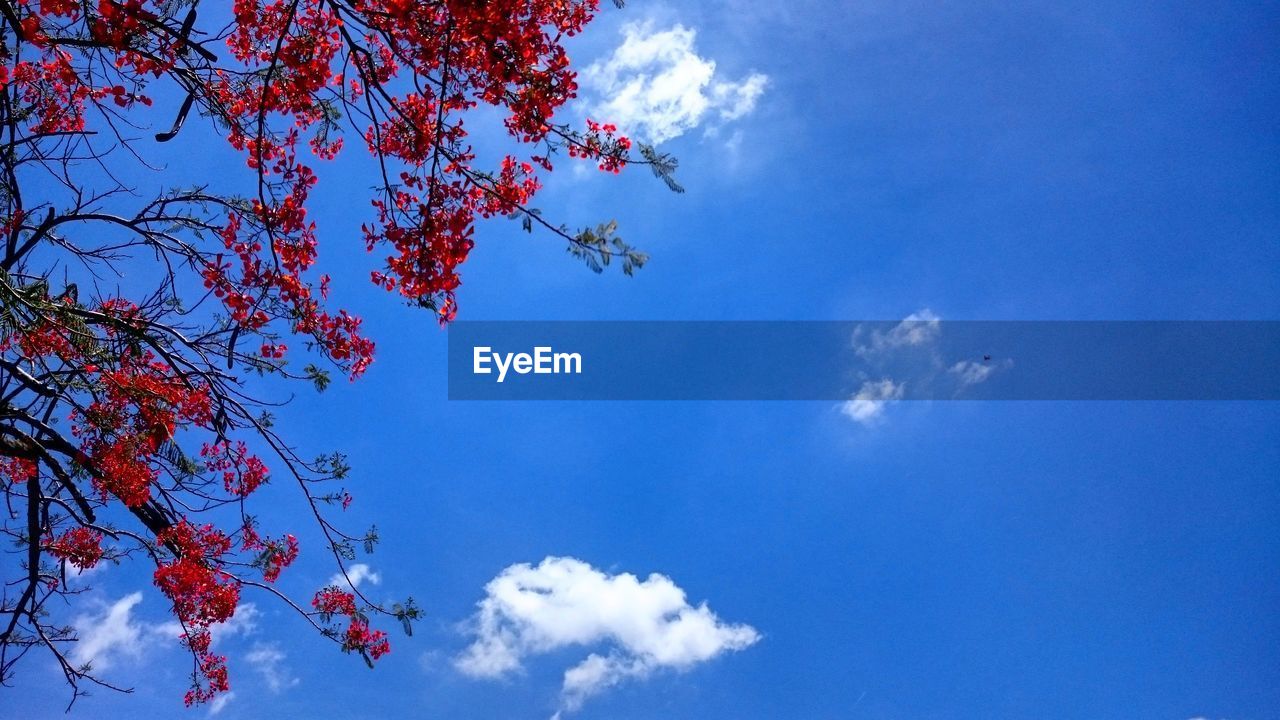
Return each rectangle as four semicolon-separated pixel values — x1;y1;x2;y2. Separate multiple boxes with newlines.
853;309;942;359
207;691;235;716
70;592;179;672
949;358;1012;387
581;22;768;143
842;309;944;426
211;602;259;645
418;649;446;674
246;642;299;693
843;310;1020;419
328;563;381;590
456;556;759;717
70;592;266;695
722;128;745;156
840;379;905;426
70;560;108;583
949;360;994;386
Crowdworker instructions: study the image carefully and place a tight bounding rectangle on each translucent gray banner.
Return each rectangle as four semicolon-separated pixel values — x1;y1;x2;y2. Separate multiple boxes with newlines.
446;321;1280;401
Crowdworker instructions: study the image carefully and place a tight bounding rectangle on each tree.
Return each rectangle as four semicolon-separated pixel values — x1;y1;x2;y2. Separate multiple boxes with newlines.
0;0;676;707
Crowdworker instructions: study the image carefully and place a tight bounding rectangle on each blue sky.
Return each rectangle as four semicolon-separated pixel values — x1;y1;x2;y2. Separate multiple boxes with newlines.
10;1;1280;718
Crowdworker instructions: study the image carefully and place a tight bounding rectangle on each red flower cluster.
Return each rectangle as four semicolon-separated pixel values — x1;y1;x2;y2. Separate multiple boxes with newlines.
44;527;104;570
209;0;627;323
0;50;149;133
350;0;627;321
72;343;212;507
153;522;242;705
345;618;391;661
312;586;390;662
10;317;76;358
2;0;636;706
0;1;156;134
313;586;358;616
241;522;299;583
201;441;270;498
572;119;633;173
153;522;239;627
180;629;230;706
0;457;38;484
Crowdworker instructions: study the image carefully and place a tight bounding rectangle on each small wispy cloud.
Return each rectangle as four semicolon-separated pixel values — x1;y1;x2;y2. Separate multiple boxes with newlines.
328;563;381;590
246;642;299;693
207;690;236;716
841;309;939;428
581;22;768;143
69;592;179;672
211;602;259;646
70;559;109;583
949;358;1013;387
456;556;759;718
840;379;905;426
853;309;942;359
71;592;266;690
842;309;1015;426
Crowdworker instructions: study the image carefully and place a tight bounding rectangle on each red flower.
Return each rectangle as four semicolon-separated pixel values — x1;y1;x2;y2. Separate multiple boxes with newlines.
44;527;105;570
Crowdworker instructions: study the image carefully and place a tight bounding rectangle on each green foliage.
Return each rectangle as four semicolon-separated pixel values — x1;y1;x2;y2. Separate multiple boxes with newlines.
331;538;357;561
158;441;201;480
316;451;350;480
511;207;543;234
304;363;332;393
569;220;649;276
638;142;685;193
391;599;422;636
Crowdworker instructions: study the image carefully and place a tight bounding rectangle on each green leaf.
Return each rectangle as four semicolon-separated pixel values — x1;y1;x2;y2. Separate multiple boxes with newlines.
638;142;685;193
304;364;332;393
